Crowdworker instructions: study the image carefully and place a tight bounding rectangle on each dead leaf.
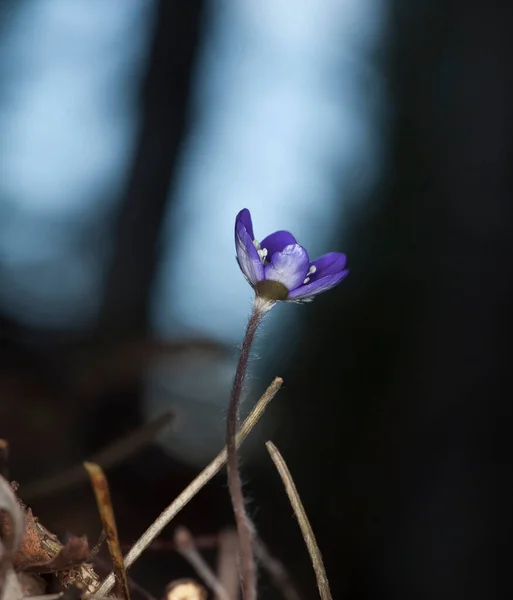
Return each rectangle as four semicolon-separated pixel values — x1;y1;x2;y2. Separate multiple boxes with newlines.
43;534;90;572
11;508;51;570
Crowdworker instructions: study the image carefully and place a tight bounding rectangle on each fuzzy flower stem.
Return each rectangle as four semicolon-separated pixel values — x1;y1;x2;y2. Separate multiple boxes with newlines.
226;297;271;600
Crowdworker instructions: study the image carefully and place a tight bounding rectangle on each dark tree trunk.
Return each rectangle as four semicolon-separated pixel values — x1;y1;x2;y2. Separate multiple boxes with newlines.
97;0;205;336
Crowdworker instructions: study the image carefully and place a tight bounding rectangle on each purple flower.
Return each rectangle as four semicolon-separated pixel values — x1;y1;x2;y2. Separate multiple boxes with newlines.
235;208;349;302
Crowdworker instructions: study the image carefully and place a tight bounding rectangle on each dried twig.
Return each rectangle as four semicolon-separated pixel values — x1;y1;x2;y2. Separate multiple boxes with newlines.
95;377;283;596
174;527;231;600
266;442;332;600
216;529;240;600
254;538;302;600
23;413;173;500
84;463;130;600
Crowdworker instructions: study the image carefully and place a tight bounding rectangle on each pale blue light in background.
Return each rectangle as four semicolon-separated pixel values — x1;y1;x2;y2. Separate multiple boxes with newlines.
0;0;387;465
0;0;154;327
147;0;387;464
152;0;387;346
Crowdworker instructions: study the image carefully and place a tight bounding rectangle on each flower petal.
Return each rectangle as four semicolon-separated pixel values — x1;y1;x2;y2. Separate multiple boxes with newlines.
235;218;264;285
287;268;350;301
235;208;254;240
260;230;297;257
264;244;310;291
309;252;347;279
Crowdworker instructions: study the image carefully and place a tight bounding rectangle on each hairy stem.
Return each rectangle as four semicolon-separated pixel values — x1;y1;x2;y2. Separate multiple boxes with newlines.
226;300;267;600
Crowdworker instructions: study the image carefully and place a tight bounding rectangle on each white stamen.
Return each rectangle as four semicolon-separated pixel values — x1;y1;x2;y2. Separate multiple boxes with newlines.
258;248;268;261
302;265;317;285
253;240;268;263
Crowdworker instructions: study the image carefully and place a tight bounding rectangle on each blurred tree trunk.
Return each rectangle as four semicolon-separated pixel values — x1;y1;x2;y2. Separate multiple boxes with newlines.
97;0;205;336
84;0;205;456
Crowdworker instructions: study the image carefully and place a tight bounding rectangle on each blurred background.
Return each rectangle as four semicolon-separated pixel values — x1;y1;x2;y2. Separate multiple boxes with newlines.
0;1;512;598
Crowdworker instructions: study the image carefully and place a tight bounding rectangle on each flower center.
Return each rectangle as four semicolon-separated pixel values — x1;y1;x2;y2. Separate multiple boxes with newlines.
302;264;317;285
256;279;289;301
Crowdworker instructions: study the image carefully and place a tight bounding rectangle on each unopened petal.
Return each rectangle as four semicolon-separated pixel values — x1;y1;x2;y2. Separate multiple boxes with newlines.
235;208;255;240
235;219;264;285
264;244;310;291
287;269;350;301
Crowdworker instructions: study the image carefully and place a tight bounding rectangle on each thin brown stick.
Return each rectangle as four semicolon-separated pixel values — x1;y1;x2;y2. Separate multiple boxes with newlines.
254;538;302;600
174;527;231;600
24;412;173;499
216;529;240;600
0;439;9;479
265;441;332;600
95;377;283;596
84;462;130;600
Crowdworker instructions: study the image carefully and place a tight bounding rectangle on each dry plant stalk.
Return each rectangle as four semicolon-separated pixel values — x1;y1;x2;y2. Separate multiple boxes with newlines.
0;440;9;479
24;413;173;500
266;441;332;600
216;529;240;600
174;527;230;600
95;376;283;597
84;462;130;600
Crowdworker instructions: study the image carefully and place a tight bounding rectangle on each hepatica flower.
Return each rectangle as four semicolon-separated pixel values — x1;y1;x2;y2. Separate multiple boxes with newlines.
228;208;349;597
235;208;349;303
